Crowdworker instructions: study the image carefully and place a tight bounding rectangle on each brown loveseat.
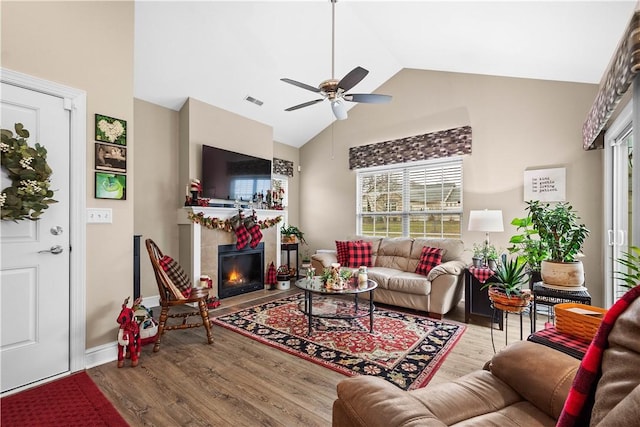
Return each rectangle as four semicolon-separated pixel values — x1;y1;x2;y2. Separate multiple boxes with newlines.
333;288;640;426
311;237;468;318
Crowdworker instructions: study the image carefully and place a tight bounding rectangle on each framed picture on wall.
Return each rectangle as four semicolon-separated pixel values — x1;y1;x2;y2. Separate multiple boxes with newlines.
95;113;127;146
95;142;126;173
95;172;126;200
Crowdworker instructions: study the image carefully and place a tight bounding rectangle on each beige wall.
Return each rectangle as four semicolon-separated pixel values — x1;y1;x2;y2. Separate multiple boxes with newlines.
180;97;274;184
134;99;180;298
2;1;135;347
299;69;606;306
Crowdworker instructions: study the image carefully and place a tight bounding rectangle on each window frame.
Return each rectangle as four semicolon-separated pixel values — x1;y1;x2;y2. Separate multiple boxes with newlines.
355;157;463;238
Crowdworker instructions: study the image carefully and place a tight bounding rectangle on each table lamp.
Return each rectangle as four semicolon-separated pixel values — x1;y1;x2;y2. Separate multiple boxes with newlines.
468;209;504;246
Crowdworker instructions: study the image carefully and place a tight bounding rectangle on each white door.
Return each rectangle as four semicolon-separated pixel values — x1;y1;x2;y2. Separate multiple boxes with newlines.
1;82;71;393
604;102;634;306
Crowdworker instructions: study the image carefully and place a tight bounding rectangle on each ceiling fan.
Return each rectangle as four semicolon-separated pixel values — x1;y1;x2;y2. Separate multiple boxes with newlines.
281;0;392;120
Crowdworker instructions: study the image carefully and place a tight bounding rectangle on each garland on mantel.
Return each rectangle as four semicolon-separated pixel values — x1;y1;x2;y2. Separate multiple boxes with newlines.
187;212;283;232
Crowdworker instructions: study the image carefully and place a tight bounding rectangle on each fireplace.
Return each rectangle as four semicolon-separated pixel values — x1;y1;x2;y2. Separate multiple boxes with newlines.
217;243;264;299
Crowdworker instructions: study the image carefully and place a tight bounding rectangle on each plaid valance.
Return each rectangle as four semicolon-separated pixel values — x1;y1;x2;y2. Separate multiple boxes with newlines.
583;11;640;150
348;125;472;170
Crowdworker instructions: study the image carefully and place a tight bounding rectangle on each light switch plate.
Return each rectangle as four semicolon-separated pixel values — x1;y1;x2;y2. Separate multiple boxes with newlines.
87;208;112;223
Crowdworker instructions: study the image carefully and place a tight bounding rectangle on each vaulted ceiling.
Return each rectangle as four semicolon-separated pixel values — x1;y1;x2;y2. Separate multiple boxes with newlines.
134;1;636;148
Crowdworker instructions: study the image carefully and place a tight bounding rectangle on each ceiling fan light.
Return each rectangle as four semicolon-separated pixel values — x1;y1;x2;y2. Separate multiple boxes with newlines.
331;100;347;120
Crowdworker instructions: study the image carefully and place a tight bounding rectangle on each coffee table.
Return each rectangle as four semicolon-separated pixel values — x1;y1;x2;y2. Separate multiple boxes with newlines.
294;276;377;335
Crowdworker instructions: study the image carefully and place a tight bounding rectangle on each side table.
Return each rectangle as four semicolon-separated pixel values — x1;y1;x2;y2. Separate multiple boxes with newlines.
281;243;299;278
531;282;591;333
464;268;503;330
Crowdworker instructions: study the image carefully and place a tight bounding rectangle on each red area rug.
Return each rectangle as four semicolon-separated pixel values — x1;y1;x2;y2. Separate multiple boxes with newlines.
213;293;465;390
1;371;128;426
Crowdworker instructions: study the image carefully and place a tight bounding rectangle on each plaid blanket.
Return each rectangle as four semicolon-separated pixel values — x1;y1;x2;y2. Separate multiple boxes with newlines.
556;285;640;426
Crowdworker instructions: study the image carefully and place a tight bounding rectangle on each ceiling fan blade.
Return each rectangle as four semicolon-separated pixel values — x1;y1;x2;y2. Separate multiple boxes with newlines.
344;93;392;104
337;66;369;92
280;78;321;93
285;99;324;111
331;100;348;120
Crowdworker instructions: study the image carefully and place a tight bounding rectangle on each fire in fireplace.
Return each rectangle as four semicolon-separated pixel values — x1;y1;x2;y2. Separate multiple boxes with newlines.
217;243;264;299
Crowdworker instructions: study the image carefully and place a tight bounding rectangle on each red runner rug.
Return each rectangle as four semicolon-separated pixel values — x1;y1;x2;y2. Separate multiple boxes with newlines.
213;293;465;390
1;371;128;427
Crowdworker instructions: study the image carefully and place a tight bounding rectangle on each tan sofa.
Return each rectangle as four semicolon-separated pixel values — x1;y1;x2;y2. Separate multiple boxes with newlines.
311;237;468;319
333;288;640;426
333;341;578;426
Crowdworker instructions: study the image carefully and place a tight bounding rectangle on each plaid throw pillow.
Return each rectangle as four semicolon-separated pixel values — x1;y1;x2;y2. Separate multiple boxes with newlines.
346;241;373;268
415;246;443;276
159;255;192;299
336;240;359;266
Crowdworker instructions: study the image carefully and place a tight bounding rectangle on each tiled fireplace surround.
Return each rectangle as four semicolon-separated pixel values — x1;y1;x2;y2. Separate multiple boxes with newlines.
177;207;286;298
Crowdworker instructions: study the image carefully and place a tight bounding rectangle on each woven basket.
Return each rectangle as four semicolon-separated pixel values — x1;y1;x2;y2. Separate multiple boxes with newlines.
488;287;532;313
555;303;607;341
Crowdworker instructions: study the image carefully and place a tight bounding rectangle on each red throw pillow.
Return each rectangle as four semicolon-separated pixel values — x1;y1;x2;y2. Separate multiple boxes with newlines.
346;240;373;268
415;246;443;276
335;240;361;266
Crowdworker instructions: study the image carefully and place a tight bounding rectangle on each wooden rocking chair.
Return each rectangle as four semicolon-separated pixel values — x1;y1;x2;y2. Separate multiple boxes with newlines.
145;238;213;352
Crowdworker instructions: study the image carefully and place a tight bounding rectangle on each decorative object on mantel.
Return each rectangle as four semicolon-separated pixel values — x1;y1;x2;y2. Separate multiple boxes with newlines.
1;123;57;221
187;211;282;232
185;178;209;206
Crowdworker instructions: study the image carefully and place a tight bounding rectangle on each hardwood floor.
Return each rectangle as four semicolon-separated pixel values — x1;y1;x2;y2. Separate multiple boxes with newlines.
88;289;546;426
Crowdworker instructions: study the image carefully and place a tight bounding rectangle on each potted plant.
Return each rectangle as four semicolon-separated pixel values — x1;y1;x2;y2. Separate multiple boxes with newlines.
508;215;548;284
614;246;640;289
482;257;532;313
281;224;307;244
485;245;500;271
526;200;589;288
472;243;484;268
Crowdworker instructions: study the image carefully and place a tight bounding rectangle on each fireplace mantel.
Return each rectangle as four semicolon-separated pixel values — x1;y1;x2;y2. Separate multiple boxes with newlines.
177;207;286;297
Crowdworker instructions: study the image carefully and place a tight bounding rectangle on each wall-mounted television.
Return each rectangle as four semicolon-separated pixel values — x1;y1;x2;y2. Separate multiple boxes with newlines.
201;145;272;201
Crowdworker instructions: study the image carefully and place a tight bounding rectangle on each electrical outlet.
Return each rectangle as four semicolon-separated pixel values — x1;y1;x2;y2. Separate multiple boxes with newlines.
87;208;113;224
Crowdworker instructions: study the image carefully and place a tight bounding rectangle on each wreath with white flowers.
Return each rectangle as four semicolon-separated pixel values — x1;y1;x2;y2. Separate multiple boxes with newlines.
1;123;57;221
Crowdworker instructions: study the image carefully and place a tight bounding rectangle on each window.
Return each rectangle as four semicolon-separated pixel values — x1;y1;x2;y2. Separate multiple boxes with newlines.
357;158;462;238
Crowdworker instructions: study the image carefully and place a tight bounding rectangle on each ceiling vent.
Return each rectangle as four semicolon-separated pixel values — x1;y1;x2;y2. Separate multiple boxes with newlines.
244;95;264;106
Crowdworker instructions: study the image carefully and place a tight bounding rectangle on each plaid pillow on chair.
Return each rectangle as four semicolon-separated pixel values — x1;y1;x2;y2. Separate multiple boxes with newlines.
346;240;373;268
159;255;193;299
415;246;443;276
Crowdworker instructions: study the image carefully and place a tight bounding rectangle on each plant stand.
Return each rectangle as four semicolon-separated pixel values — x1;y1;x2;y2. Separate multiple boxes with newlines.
531;282;591;334
490;305;531;353
281;243;299;279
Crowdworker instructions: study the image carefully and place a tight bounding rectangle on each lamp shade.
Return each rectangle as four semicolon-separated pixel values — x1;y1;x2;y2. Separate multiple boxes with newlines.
468;210;504;232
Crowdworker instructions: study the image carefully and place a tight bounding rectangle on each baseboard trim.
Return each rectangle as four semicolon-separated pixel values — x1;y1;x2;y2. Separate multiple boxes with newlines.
85;342;118;369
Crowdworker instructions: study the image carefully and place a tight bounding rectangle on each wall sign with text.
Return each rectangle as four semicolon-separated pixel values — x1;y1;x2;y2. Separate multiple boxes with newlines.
524;168;566;202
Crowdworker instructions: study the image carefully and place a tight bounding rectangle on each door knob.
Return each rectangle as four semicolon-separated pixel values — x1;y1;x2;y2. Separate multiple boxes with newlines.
38;245;64;254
